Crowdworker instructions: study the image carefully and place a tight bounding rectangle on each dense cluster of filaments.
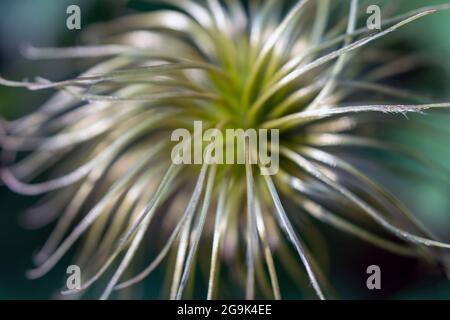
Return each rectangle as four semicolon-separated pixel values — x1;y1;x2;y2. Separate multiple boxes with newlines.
1;0;450;299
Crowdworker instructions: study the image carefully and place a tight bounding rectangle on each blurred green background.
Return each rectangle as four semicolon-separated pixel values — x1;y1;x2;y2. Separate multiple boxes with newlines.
0;0;449;299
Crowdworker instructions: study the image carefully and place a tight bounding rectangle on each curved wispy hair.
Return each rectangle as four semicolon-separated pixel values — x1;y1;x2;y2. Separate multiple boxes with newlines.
1;0;450;299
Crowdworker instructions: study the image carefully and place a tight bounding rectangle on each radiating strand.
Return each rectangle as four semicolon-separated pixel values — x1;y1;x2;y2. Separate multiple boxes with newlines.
310;0;331;45
61;164;180;295
297;146;439;240
254;196;281;300
114;162;210;291
307;0;359;110
281;173;418;257
176;165;216;300
2;107;139;151
242;0;312;109
251;9;436;119
303;133;450;187
281;147;450;249
0;60;226;91
20;189;74;229
263;103;450;129
26;144;165;279
207;179;228;300
99;184;162;300
1;115;167;194
245;141;257;300
34;157;114;264
277;4;450;83
262;171;325;300
170;214;193;299
22;44;145;59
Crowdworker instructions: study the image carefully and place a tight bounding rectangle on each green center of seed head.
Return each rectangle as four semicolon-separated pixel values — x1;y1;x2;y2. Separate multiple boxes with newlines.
170;119;280;176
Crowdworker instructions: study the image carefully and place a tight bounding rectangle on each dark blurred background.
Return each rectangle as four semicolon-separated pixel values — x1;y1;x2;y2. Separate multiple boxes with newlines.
0;0;449;299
